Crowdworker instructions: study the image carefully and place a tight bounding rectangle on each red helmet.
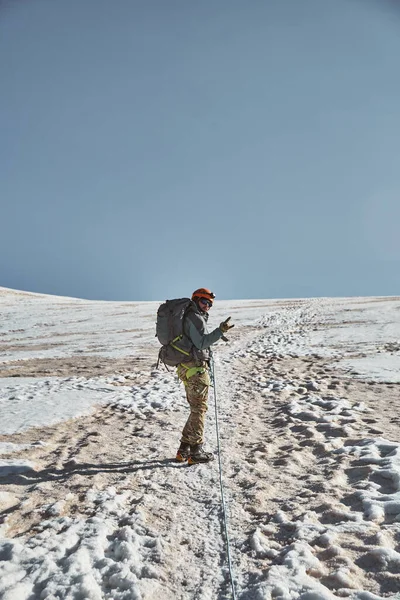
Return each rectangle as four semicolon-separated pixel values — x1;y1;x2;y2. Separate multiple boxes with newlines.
191;288;216;305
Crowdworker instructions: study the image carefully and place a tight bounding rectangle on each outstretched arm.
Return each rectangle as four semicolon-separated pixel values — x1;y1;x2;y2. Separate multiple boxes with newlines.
187;319;224;350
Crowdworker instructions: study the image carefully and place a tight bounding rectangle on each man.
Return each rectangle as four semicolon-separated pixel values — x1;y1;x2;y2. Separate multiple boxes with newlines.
176;288;234;465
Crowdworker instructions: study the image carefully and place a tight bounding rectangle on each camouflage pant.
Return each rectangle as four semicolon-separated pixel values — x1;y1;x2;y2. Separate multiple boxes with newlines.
177;361;211;446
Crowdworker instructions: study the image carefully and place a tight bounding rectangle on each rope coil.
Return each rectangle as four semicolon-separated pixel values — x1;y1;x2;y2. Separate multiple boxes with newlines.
210;352;237;600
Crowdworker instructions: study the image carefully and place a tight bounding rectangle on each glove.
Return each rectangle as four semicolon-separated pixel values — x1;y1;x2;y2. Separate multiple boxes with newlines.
219;316;234;333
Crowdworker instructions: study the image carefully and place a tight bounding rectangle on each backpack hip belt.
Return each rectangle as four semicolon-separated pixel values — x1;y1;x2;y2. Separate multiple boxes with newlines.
180;363;207;380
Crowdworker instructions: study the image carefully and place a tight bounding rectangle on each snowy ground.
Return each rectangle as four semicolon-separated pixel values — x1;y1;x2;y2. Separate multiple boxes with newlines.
1;287;400;599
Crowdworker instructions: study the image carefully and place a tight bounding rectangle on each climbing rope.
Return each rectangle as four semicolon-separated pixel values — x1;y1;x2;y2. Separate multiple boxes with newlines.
210;352;237;600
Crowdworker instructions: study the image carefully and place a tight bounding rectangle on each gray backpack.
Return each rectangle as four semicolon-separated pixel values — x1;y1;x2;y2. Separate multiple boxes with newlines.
156;298;194;367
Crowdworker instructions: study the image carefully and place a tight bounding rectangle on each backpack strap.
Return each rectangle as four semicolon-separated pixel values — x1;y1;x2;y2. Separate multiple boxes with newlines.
170;335;191;357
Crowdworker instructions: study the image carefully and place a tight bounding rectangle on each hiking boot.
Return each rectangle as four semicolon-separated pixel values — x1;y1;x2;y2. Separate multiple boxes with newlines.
188;444;214;465
176;442;191;462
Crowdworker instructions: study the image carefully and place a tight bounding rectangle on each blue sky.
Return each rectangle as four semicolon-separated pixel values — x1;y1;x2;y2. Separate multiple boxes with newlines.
1;0;399;301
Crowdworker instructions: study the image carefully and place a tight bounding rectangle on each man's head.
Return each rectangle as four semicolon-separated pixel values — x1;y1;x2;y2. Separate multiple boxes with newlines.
192;288;215;313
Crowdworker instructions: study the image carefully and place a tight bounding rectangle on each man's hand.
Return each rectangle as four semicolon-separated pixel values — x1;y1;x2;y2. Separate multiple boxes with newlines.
219;317;234;333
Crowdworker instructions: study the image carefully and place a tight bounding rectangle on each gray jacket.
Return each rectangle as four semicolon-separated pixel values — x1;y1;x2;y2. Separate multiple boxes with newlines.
182;304;223;364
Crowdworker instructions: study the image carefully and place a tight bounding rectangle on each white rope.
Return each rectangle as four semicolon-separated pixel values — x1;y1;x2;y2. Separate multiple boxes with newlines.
210;353;237;600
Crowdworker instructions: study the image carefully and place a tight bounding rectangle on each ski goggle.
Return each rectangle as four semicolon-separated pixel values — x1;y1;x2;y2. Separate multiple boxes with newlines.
199;298;213;307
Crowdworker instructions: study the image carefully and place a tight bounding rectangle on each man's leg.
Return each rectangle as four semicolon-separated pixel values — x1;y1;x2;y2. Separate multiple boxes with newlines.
184;370;214;464
176;364;211;462
181;371;210;444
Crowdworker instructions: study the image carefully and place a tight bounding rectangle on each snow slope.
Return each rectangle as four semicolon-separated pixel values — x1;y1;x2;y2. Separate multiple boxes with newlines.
1;288;400;599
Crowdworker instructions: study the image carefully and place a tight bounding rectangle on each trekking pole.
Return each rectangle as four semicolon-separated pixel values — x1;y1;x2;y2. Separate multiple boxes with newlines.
210;351;237;600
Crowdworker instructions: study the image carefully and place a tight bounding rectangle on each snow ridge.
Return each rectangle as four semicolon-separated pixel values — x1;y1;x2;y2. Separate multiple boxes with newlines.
1;294;400;598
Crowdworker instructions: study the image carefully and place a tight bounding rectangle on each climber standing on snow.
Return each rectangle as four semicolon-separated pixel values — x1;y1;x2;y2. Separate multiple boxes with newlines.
174;288;234;464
